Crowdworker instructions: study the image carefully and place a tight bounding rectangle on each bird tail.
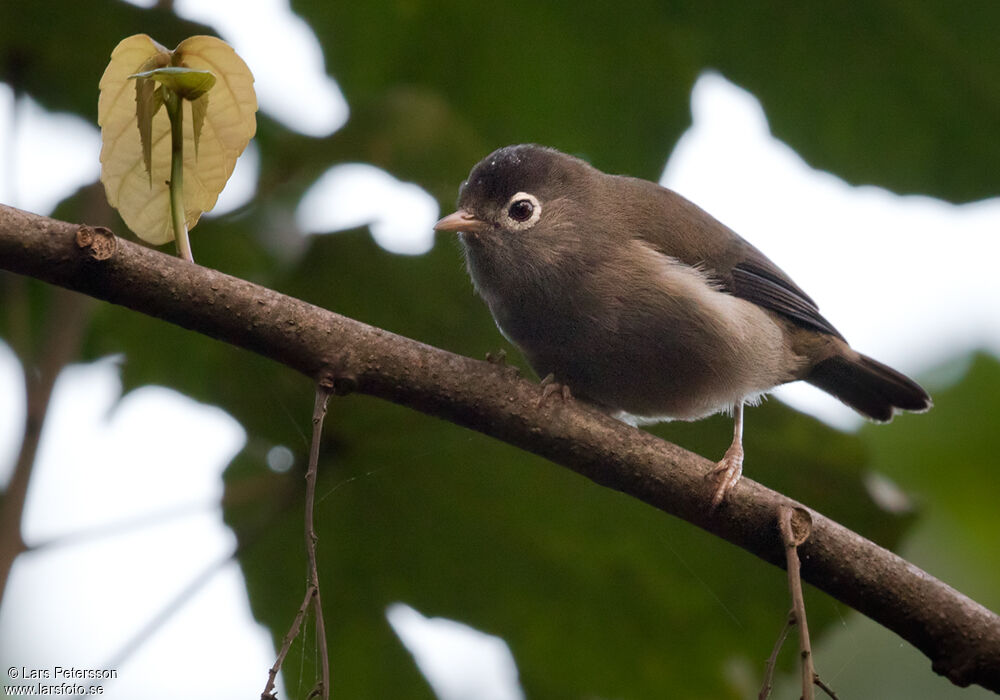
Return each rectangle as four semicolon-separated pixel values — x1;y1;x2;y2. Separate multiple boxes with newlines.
806;352;932;422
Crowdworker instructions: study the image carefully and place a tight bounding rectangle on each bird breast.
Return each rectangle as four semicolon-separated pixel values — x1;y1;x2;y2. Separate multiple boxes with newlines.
466;236;803;421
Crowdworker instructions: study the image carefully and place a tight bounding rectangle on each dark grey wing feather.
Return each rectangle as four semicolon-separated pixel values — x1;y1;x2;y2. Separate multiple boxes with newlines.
729;261;845;340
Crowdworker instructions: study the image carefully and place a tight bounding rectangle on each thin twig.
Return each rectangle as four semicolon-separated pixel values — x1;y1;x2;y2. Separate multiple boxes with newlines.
759;609;796;700
261;583;317;700
815;675;840;699
307;383;332;700
779;505;823;700
261;381;333;700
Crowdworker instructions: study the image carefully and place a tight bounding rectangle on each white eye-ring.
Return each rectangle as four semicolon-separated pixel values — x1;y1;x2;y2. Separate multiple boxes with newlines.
504;192;541;230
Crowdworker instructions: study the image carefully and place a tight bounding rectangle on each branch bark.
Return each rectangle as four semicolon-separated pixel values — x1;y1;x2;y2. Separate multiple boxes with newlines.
1;203;998;693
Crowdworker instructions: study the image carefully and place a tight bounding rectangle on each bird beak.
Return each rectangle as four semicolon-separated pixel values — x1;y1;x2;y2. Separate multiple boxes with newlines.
434;210;488;234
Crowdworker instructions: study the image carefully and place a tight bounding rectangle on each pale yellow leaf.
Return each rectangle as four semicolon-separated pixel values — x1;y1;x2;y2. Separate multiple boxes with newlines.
191;94;208;158
98;35;257;245
134;74;163;185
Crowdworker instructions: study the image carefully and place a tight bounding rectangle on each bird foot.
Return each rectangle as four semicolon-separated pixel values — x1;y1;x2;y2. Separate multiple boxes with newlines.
538;374;572;407
707;444;744;508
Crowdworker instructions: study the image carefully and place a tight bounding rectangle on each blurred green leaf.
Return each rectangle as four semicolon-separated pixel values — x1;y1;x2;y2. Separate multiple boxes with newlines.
771;354;1000;700
226;388;857;699
297;0;1000;201
29;206;912;696
0;3;209;122
861;353;1000;613
220;232;913;699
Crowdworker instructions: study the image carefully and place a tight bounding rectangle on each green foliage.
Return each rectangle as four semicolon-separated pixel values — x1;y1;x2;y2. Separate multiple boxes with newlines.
2;1;999;697
770;356;1000;700
298;0;1000;201
863;353;1000;613
0;3;209;122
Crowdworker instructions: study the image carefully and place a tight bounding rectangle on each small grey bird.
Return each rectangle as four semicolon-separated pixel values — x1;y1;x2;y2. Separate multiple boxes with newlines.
435;144;931;506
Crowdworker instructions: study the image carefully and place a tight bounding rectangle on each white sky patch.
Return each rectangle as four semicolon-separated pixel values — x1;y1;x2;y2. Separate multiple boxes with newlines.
173;0;348;137
0;343;24;486
0;358;278;700
0;85;100;214
387;603;525;700
297;163;439;255
23;363;244;539
662;73;1000;428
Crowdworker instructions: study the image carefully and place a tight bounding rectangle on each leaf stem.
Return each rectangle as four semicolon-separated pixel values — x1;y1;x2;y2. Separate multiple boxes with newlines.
164;89;193;262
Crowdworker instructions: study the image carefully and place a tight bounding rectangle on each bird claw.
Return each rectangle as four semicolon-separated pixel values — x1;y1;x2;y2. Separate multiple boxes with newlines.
707;445;744;508
537;374;572;408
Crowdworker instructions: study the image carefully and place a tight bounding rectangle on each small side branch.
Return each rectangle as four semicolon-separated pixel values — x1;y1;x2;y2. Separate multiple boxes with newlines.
759;610;795;700
261;381;333;700
777;505;837;700
307;382;333;700
261;582;316;700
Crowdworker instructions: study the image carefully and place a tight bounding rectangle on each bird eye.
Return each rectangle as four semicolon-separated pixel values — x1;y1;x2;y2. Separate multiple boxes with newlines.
508;199;534;222
504;192;541;229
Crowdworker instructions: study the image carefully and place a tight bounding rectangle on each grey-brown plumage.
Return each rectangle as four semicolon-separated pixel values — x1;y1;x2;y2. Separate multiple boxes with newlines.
435;144;931;505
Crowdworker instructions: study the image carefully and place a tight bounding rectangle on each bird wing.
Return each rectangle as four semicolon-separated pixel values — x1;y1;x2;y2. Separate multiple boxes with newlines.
629;179;845;340
727;257;844;339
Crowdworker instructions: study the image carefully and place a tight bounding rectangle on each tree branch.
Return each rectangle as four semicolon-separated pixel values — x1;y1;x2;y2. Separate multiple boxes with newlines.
1;203;998;692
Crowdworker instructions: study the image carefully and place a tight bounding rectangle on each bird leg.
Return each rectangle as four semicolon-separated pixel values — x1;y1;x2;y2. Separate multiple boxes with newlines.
707;402;744;507
538;373;573;407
